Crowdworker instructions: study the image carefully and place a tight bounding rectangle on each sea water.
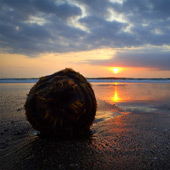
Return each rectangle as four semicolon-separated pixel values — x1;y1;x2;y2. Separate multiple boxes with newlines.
0;79;170;123
92;82;170;113
0;78;170;83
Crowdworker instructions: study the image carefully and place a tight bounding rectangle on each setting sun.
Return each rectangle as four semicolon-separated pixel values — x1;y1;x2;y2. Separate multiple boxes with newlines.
112;67;120;74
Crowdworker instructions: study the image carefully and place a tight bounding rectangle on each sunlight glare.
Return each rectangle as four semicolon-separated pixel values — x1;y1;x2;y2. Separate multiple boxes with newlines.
112;67;119;74
112;91;120;102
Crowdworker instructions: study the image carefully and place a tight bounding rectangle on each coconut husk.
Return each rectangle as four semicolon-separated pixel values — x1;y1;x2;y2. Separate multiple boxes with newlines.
25;68;97;137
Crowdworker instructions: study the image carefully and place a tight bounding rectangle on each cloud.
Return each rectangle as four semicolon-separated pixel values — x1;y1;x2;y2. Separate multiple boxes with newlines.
88;47;170;70
0;0;84;55
0;0;170;56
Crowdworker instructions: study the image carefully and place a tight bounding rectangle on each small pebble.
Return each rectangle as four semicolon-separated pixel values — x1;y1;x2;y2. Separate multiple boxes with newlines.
31;130;39;136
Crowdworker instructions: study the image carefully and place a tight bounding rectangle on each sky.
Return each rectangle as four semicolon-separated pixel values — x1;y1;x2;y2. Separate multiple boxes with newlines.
0;0;170;78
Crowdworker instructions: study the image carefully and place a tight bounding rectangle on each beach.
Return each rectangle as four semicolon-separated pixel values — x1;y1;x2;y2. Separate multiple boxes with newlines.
0;81;170;170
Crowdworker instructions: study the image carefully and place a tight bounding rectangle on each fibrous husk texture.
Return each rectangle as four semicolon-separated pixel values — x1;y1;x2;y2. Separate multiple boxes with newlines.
25;68;97;137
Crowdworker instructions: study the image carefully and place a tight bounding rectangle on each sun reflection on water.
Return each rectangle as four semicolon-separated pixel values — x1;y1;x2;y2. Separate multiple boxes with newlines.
112;91;119;102
111;83;120;102
93;82;170;118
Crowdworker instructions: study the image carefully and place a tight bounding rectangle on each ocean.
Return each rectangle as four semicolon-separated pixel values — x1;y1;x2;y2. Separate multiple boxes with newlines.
0;78;170;123
0;78;170;83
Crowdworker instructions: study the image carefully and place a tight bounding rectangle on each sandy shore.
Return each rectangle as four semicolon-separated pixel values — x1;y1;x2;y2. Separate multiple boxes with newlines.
0;83;170;170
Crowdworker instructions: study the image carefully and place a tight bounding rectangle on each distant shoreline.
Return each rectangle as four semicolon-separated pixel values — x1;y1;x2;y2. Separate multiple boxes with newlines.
0;78;170;83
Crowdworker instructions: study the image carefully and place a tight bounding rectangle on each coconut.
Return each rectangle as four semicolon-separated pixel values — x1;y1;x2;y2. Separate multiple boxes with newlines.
25;68;97;137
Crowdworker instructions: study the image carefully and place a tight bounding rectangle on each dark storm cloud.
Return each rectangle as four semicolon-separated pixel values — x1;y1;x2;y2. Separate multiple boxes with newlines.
0;0;170;60
78;0;170;46
89;50;170;70
0;0;84;55
75;0;112;17
79;16;139;48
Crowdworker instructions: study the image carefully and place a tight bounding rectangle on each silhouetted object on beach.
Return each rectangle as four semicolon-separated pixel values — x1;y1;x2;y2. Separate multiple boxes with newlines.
25;68;97;137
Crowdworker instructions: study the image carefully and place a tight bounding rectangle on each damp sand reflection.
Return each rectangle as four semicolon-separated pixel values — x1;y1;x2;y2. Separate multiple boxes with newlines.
93;82;170;117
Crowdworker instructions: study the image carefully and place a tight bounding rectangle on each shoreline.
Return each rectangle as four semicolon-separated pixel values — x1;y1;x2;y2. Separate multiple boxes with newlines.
0;83;170;169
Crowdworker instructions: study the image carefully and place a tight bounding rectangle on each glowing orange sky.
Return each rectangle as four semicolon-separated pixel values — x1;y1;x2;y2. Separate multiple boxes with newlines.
0;49;170;78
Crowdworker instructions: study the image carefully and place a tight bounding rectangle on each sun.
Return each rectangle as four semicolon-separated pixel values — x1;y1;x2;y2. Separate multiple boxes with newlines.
112;67;120;74
109;67;122;74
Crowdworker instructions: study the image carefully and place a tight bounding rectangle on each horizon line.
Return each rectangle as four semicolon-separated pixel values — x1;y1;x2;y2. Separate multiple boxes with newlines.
0;77;170;80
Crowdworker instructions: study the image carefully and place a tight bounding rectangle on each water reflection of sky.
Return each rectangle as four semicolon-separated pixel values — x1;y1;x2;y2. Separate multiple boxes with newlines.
92;82;170;114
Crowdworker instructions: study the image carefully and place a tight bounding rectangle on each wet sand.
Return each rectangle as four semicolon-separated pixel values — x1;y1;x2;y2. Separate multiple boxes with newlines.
0;83;170;170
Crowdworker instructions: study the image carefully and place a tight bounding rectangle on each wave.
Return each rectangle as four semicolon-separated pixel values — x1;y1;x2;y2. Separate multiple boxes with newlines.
0;78;170;83
0;78;39;83
88;78;170;83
